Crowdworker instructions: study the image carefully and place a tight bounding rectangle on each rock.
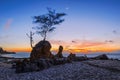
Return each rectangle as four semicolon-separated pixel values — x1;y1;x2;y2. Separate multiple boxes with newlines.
55;45;63;58
67;53;88;61
0;47;16;54
30;40;54;61
94;54;109;60
15;58;54;73
0;47;4;53
12;63;16;68
67;53;76;61
15;60;24;73
53;58;71;65
75;56;88;61
34;58;53;69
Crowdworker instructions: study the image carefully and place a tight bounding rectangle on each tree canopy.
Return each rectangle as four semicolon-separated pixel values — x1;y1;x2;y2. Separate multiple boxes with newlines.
33;8;66;41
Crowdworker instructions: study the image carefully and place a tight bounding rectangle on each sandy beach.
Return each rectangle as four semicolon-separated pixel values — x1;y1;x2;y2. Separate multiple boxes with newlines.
0;60;120;80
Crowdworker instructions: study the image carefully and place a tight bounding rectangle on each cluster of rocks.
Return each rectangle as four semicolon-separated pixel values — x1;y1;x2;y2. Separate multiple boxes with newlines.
67;53;88;61
14;40;110;73
15;41;70;73
67;53;109;61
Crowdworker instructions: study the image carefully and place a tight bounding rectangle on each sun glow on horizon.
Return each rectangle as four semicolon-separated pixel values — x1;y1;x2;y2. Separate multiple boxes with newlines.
4;40;120;54
6;47;120;53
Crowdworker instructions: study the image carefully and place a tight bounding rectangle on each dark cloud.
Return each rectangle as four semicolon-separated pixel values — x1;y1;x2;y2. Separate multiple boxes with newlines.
71;39;81;43
105;40;114;43
113;30;117;34
72;40;76;43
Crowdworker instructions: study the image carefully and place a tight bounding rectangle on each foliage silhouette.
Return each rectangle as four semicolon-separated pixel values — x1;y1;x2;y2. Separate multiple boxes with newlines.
33;8;66;41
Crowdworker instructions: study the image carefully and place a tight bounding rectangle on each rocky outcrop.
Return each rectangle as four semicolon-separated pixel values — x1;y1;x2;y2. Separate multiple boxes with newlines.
93;54;109;60
15;41;73;73
67;53;88;61
67;53;76;61
0;47;4;53
30;40;54;61
55;46;63;58
0;47;16;54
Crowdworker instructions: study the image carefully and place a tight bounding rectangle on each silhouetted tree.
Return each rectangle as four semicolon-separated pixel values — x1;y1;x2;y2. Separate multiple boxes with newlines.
26;31;34;48
33;8;66;41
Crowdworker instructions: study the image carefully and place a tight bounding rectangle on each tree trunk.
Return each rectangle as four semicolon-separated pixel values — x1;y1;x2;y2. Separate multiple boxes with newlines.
26;31;34;49
43;32;47;41
30;37;33;48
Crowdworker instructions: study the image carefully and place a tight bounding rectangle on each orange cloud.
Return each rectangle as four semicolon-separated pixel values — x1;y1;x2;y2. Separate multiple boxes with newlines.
76;40;106;48
50;40;106;48
49;39;119;53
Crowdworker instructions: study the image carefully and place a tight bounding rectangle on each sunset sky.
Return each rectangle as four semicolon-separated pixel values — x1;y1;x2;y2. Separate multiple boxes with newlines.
0;0;120;53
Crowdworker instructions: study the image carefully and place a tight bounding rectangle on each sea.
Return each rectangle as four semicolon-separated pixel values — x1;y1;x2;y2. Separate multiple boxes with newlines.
1;52;120;60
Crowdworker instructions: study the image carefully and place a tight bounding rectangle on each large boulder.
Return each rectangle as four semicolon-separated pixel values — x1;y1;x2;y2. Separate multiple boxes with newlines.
55;45;63;58
30;40;54;61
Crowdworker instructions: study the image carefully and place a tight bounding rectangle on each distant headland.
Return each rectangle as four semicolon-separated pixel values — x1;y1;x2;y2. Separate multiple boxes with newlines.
0;47;16;54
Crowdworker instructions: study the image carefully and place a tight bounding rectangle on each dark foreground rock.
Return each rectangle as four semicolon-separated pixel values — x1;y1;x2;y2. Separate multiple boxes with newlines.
15;59;52;73
15;58;70;73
